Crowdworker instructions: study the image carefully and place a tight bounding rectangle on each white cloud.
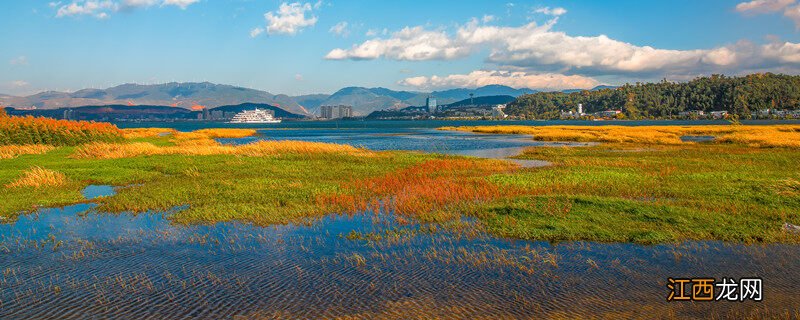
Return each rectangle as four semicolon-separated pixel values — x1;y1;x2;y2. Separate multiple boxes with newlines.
329;21;349;37
735;0;794;13
56;1;117;18
9;56;28;66
399;70;599;90
534;7;567;16
295;74;304;81
11;80;30;88
250;27;265;38
736;0;800;28
325;26;473;60
161;0;199;9
784;5;800;27
481;15;495;23
120;0;159;9
261;2;318;36
55;0;198;18
326;16;800;77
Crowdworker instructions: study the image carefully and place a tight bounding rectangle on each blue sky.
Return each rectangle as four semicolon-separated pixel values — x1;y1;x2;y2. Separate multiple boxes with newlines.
1;0;799;96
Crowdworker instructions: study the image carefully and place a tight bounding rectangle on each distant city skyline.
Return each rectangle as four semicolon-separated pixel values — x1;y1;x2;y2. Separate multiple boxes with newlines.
2;0;800;96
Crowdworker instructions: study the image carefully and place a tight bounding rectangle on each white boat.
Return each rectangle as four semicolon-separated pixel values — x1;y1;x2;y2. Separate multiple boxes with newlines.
228;108;281;123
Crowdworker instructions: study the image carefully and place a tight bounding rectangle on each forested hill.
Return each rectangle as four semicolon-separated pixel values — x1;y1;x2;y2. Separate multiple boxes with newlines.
505;73;800;119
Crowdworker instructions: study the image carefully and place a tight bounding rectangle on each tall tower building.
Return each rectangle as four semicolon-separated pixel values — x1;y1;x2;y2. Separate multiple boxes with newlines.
426;96;437;113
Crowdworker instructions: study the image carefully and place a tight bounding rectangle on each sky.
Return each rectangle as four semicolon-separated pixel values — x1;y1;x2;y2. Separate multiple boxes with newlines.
1;0;800;96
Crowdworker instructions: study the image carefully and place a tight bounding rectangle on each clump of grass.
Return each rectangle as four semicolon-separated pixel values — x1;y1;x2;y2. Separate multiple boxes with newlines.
6;167;69;188
0;144;54;159
441;124;800;148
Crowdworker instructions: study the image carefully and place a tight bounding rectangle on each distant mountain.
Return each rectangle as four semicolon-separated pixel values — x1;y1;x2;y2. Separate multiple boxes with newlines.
1;83;556;118
317;87;409;116
291;94;330;111
445;95;516;108
310;84;536;116
1;82;308;115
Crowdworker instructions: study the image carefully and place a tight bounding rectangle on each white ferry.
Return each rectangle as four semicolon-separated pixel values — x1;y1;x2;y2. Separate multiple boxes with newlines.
228;108;281;124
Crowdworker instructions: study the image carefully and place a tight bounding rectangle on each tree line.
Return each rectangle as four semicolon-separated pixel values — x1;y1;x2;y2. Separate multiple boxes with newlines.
505;73;800;119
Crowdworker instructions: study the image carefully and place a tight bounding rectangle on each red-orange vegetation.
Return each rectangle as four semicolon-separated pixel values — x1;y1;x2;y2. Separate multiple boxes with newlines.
320;158;520;219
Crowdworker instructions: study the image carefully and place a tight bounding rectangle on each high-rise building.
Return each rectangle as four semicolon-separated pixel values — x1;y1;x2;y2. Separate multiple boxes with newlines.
425;96;437;113
320;105;353;119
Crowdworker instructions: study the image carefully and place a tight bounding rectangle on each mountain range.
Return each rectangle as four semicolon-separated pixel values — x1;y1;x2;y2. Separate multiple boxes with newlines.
0;82;613;117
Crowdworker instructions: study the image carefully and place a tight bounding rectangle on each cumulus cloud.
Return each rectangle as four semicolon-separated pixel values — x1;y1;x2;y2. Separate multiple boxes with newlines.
784;5;800;27
399;70;599;90
329;21;349;37
735;0;794;13
325;26;474;60
259;2;319;36
534;7;567;16
326;17;800;77
55;0;198;18
736;0;800;28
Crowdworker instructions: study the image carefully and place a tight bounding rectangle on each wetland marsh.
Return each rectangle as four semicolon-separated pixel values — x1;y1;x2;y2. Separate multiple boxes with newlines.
1;116;799;318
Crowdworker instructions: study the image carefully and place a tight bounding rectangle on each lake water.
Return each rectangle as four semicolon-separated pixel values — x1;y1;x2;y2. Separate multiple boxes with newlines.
2;120;799;318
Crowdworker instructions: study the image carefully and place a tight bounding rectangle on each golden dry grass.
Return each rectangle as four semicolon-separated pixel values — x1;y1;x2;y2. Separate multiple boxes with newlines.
189;128;257;138
6;166;68;188
0;144;55;159
121;128;257;140
120;128;177;139
71;139;369;159
441;124;800;148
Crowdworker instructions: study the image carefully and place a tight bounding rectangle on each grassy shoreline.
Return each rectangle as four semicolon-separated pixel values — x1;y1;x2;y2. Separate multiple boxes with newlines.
2;122;799;244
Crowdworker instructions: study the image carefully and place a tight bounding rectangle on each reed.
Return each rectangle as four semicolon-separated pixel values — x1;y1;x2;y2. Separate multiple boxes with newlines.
6;167;68;188
120;128;177;139
0;115;122;146
0;144;54;159
190;128;257;138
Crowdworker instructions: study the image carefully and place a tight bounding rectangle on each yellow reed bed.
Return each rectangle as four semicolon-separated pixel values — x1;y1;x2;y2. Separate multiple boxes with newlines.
71;139;368;159
440;125;800;148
